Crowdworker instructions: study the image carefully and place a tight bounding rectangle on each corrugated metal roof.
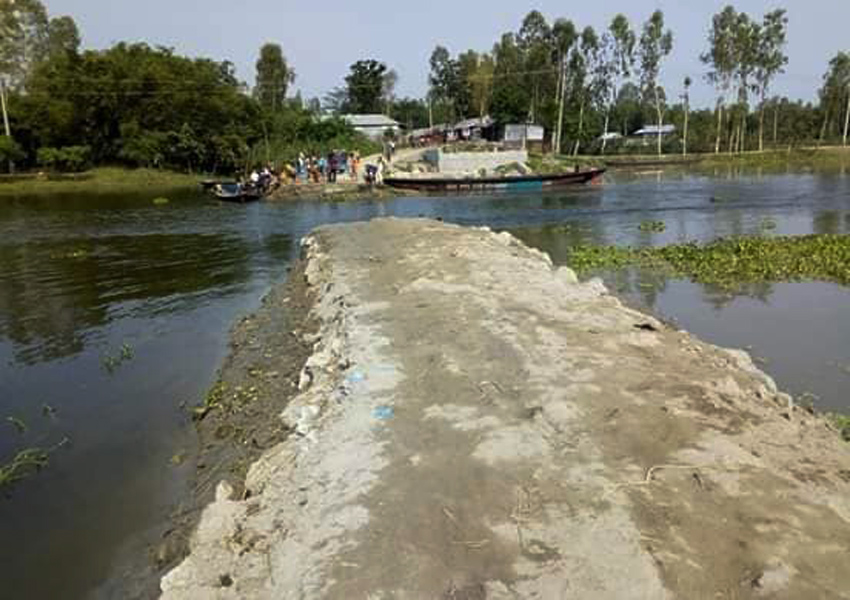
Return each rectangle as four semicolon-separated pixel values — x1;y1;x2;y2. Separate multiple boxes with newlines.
342;114;400;128
453;116;494;130
633;124;676;135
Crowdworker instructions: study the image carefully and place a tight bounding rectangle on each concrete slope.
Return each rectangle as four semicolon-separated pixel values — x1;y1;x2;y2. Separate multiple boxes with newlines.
162;218;850;599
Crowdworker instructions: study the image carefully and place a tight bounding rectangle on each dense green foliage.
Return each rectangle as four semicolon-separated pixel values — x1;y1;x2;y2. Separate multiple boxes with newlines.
345;59;388;114
8;43;259;172
253;43;295;113
2;1;850;172
0;1;378;174
423;6;849;155
566;234;850;288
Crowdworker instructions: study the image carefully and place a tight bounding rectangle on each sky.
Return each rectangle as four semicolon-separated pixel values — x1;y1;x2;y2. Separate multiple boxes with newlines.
45;0;847;109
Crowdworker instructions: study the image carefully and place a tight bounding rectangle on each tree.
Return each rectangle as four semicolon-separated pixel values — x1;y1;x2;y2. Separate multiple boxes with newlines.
0;0;48;88
345;59;387;114
19;41;260;171
551;19;577;155
323;86;349;114
461;51;495;119
730;12;760;153
702;6;739;153
639;10;674;155
612;82;644;135
390;97;430;130
819;52;850;146
429;46;462;120
682;76;692;155
253;43;295;112
381;69;398;115
490;33;528;125
569;26;601;156
600;14;636;153
47;16;80;59
754;10;788;151
517;10;552;123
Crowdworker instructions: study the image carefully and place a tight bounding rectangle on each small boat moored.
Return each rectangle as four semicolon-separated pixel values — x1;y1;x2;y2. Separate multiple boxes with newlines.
208;182;263;203
383;168;606;193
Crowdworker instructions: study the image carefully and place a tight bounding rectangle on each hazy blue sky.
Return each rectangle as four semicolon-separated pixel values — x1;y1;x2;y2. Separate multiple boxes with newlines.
46;0;846;108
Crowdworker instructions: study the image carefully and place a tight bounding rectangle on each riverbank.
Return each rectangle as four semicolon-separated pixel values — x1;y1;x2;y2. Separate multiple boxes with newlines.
266;182;415;202
153;256;320;590
591;145;850;169
0;167;200;197
162;218;850;598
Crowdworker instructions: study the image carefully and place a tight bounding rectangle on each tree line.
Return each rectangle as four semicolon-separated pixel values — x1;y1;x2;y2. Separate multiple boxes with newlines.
0;1;380;174
420;7;850;155
2;2;850;173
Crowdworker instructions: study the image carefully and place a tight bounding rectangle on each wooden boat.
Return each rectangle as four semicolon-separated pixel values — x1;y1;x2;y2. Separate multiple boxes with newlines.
210;182;263;203
383;168;606;193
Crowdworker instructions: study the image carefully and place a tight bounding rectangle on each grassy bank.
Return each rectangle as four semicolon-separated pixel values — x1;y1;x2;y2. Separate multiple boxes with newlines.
566;234;850;289
0;167;200;196
528;154;604;173
575;146;850;169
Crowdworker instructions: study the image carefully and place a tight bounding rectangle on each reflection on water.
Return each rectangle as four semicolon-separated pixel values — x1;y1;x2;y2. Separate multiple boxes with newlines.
0;167;849;598
512;170;850;413
0;233;253;365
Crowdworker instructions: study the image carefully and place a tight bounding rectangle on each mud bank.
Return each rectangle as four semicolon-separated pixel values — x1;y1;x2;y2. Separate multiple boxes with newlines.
154;258;319;585
162;218;850;599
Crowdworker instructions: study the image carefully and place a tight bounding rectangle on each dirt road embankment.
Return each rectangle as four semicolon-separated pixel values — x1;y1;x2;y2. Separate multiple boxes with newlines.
162;218;850;599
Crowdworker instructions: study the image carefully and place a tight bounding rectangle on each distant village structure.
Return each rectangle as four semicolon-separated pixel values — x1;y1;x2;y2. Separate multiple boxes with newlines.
338;111;676;154
341;114;401;141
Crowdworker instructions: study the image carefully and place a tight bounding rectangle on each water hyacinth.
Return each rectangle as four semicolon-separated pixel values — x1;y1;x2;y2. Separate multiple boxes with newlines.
567;234;850;289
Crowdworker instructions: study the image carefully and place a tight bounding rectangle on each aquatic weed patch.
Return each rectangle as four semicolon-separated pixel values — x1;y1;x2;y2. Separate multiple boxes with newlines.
639;220;667;233
0;438;69;494
567;234;850;288
829;414;850;441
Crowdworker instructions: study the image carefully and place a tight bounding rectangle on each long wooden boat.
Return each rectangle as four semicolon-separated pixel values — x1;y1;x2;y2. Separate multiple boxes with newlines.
383;168;606;193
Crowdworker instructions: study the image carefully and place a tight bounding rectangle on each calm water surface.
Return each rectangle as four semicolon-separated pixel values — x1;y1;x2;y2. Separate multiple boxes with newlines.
1;166;849;598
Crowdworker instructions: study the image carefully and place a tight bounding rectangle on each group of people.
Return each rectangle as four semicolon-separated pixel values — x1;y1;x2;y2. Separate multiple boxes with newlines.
247;166;279;193
284;151;363;185
233;148;388;195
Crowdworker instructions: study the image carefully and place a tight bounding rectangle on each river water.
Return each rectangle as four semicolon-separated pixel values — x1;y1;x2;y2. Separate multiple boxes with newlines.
1;166;849;598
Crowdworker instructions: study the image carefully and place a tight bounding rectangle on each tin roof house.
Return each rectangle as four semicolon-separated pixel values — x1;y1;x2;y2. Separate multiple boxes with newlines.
341;114;401;140
632;124;676;137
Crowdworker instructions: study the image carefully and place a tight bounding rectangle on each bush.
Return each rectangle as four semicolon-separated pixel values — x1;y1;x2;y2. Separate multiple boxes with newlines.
37;146;92;172
0;136;25;168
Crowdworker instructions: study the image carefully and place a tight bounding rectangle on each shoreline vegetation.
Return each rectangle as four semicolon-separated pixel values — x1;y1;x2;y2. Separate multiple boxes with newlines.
1;146;849;199
2;4;850;187
0;167;200;196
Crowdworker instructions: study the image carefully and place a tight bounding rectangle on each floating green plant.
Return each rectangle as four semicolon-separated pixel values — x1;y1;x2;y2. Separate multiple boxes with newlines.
152;197;170;205
6;416;28;434
0;438;69;493
192;380;228;421
566;234;850;289
102;342;135;373
638;220;666;233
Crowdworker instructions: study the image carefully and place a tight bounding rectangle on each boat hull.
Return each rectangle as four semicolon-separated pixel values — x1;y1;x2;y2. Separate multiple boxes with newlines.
384;168;605;193
214;192;262;203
